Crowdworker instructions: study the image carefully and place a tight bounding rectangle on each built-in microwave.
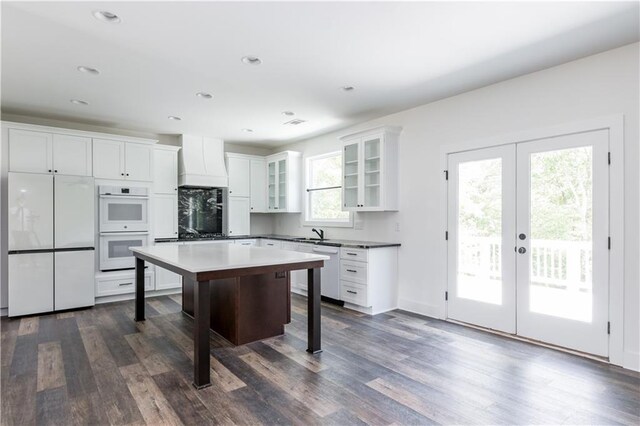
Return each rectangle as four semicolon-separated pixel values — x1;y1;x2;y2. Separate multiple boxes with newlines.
99;232;149;271
99;186;149;233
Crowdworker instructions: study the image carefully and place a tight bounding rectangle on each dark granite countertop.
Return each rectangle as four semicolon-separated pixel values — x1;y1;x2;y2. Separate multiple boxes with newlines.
155;234;400;249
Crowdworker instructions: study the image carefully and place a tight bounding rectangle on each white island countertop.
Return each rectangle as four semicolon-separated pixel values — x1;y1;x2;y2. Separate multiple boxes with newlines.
131;243;329;274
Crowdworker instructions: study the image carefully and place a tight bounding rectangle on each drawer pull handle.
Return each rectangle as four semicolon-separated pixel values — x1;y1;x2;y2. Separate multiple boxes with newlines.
347;290;357;294
346;252;357;256
346;269;357;273
119;282;133;286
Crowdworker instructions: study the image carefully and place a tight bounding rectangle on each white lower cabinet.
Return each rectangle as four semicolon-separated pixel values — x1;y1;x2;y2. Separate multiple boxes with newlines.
96;270;154;297
290;243;313;295
55;251;95;310
234;239;258;246
260;239;283;249
8;253;54;317
155;266;182;291
339;246;398;315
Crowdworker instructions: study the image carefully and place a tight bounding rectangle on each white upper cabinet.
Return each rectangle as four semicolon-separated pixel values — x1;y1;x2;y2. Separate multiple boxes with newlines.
52;134;93;176
227;196;250;236
266;151;301;213
226;154;251;197
93;139;153;181
9;129;92;176
9;129;53;174
153;194;178;238
250;158;267;212
341;126;401;212
125;143;153;181
153;146;179;194
93;139;125;179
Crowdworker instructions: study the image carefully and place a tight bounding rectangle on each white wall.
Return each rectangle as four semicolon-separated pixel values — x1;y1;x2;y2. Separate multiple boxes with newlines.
273;43;639;368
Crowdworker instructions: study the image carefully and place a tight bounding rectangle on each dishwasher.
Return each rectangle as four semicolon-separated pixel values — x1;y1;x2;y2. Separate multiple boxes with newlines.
311;245;341;301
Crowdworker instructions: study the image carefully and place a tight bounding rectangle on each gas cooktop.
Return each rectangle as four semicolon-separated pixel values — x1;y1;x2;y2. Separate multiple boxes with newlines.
179;233;225;240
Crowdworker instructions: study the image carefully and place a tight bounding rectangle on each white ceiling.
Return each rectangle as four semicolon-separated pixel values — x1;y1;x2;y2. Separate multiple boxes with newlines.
2;1;638;147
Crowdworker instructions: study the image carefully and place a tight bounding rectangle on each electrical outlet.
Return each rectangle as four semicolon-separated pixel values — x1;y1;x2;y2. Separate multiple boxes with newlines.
354;220;364;230
395;222;400;232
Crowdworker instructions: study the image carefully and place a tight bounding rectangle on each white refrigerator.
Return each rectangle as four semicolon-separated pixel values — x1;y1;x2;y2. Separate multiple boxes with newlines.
8;172;95;316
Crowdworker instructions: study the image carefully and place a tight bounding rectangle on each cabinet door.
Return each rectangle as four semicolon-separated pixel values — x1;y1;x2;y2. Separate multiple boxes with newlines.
9;129;53;174
55;175;95;249
155;266;182;290
227;197;250;236
343;141;360;209
250;159;266;212
153;149;178;193
362;135;382;209
53;134;92;176
228;157;250;197
267;161;277;210
278;159;287;211
55;250;95;310
93;139;125;179
153;194;178;238
8;252;54;317
125;144;153;181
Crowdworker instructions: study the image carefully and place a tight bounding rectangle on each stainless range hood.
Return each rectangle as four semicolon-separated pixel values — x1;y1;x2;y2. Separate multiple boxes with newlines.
178;135;228;187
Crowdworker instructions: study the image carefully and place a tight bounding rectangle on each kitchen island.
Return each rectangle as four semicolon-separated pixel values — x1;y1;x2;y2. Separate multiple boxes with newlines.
131;243;328;389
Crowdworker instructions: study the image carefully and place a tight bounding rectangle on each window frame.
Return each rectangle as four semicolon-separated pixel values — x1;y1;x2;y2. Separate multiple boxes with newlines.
303;151;353;228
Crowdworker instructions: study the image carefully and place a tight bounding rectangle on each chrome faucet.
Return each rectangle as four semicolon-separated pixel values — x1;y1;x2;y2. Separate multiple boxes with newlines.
312;228;324;240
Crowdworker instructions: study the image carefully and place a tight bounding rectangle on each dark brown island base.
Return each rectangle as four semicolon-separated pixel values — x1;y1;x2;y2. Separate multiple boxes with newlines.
182;272;291;345
130;243;328;389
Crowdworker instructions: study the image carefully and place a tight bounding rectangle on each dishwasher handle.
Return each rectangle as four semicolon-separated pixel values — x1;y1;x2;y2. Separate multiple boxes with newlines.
312;246;339;254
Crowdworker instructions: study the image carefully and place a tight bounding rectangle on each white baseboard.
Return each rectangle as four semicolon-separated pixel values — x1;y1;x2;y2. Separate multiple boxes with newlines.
95;288;182;305
0;307;7;317
398;298;443;319
623;350;640;372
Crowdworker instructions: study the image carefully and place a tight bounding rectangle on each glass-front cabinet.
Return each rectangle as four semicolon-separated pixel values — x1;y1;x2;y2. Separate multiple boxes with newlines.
265;151;302;212
341;126;401;212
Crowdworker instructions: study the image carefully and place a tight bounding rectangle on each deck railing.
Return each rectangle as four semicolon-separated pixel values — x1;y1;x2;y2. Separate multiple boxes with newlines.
459;236;592;292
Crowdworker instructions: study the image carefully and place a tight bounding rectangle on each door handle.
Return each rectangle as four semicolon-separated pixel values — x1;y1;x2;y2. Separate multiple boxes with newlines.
519;233;527;240
518;247;527;254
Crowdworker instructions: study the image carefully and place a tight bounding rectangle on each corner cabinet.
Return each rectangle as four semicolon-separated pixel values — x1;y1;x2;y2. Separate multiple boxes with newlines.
266;151;302;212
341;126;401;212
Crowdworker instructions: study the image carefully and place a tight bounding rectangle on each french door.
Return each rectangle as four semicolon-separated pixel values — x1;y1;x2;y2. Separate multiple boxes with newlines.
447;130;609;357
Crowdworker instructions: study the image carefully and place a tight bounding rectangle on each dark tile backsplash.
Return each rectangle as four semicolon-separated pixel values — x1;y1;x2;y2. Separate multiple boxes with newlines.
178;187;224;236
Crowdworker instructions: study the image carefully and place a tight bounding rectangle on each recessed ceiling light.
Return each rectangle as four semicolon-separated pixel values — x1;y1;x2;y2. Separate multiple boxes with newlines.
241;56;262;66
93;10;121;23
282;111;295;116
168;116;182;121
196;92;213;99
70;99;89;106
242;128;254;133
341;86;355;92
77;66;100;75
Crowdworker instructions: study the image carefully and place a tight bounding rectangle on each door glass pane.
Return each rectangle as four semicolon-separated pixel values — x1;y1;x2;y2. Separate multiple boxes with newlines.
457;158;502;305
364;138;381;207
278;159;287;209
529;147;592;322
343;143;359;208
268;162;276;209
108;203;142;221
108;239;142;258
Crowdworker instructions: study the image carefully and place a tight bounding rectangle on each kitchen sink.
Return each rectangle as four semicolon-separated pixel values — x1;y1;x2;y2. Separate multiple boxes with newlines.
293;237;324;242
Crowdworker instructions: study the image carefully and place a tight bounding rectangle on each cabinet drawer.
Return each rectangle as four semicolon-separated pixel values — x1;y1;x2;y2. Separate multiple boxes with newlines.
340;261;368;284
96;273;153;297
340;247;368;262
234;239;257;246
261;239;282;249
341;281;369;307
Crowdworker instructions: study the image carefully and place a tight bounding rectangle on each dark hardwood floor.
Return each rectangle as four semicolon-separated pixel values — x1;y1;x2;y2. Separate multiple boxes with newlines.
2;294;639;425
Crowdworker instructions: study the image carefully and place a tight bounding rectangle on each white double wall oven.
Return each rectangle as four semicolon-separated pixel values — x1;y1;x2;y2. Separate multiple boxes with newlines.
99;185;150;271
446;125;614;358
